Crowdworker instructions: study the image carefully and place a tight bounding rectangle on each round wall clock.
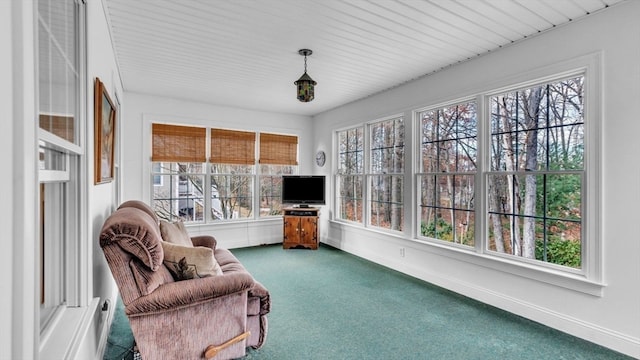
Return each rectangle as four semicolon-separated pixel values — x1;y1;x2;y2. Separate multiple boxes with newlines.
315;150;326;167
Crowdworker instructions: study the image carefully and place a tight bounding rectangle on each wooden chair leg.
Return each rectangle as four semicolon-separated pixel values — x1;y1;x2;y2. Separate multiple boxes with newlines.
204;331;251;359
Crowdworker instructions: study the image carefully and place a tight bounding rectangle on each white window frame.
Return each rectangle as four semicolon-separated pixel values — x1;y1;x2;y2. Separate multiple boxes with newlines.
36;0;89;352
148;123;299;223
414;98;478;249
334;125;365;225
366;115;405;233
411;53;603;294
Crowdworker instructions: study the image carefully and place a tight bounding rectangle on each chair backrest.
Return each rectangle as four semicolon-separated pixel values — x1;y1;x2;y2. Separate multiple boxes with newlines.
100;206;174;305
118;200;159;224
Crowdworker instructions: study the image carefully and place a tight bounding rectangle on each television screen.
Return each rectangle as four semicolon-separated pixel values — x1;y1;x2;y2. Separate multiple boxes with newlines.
281;175;326;206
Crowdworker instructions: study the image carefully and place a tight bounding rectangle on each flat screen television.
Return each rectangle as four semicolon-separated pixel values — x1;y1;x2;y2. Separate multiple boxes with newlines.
281;175;326;207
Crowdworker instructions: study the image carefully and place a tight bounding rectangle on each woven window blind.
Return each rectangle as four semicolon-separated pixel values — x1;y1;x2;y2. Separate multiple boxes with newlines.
39;114;75;143
259;133;298;165
210;129;256;164
152;123;206;162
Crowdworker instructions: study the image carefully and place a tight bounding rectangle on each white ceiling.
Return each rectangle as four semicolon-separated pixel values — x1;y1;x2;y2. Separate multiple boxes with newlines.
104;0;624;117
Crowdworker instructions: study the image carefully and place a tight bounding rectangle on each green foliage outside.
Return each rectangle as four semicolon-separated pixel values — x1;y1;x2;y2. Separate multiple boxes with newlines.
535;238;581;268
421;219;474;246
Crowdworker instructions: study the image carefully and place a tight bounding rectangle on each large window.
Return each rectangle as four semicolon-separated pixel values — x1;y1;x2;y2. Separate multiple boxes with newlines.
368;116;404;231
151;124;206;222
335;118;405;231
418;101;477;246
210;129;255;220
336;126;364;223
334;70;590;275
151;125;297;222
413;74;586;271
259;133;298;216
37;0;85;330
488;76;584;269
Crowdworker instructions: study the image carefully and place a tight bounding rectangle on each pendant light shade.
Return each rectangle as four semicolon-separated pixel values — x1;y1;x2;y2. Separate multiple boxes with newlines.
294;49;316;102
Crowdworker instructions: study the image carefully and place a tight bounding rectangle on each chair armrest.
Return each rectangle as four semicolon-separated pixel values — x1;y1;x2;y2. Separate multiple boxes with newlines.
191;235;217;250
125;272;254;317
249;280;271;315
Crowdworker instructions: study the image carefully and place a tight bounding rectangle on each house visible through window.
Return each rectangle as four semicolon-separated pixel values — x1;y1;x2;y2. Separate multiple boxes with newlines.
151;124;206;222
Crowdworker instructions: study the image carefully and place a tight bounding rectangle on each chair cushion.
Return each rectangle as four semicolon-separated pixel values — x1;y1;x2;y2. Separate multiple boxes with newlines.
161;241;223;280
159;220;193;247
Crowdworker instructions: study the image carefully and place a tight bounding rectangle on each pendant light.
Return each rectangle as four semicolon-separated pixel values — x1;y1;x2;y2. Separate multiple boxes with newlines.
294;49;316;102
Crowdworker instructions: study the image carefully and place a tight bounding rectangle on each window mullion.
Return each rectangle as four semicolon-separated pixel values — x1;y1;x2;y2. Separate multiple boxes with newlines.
476;94;487;254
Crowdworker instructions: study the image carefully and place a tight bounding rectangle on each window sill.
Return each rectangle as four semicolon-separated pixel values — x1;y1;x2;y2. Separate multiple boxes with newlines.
412;237;605;296
328;220;606;296
185;216;282;229
39;298;100;359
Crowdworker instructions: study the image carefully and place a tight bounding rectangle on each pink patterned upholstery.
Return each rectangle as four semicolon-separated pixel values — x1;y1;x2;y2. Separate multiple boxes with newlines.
100;201;270;359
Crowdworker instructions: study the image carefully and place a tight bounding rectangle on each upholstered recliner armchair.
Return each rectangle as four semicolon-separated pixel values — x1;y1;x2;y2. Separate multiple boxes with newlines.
100;200;270;359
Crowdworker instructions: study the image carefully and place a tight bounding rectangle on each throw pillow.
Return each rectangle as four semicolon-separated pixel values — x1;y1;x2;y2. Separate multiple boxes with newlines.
161;241;223;280
159;220;192;247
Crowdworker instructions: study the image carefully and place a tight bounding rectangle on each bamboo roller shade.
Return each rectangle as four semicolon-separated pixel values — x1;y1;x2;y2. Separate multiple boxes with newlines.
152;123;298;165
259;133;298;165
210;129;256;164
152;123;206;162
39;114;75;143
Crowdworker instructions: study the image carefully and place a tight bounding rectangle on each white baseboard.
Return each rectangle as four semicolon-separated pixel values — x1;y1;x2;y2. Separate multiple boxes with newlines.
95;289;119;360
323;238;640;359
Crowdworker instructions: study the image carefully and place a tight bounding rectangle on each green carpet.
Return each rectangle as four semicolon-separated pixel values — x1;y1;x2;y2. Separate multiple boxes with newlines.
105;243;633;360
104;295;136;360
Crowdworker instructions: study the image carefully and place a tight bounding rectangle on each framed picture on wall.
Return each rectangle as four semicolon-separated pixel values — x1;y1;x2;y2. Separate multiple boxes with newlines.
94;77;116;184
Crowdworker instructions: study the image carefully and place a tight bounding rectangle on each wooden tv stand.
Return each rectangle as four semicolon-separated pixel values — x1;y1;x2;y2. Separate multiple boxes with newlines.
283;207;319;250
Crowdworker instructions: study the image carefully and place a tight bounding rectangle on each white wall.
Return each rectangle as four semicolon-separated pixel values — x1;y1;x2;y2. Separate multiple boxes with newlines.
314;1;640;358
84;0;126;358
121;93;314;248
2;1;38;359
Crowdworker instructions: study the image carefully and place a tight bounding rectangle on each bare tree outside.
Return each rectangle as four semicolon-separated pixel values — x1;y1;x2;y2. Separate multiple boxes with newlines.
419;102;477;246
337;127;364;223
210;164;253;220
489;76;584;268
370;117;404;231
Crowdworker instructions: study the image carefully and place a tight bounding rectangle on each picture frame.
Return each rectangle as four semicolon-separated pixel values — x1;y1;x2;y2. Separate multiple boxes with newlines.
94;77;116;184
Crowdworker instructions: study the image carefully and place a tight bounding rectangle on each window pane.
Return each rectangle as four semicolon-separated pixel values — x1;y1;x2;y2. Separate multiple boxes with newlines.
39;146;66;171
211;162;254;221
369;175;403;231
38;0;78;144
339;127;364;174
40;182;66;328
545;174;581;220
337;126;364;222
152;162;205;222
259;164;295;217
211;175;253;220
488;76;584;269
420;103;477;173
337;175;363;223
370;117;404;174
419;174;474;246
418;101;476;245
